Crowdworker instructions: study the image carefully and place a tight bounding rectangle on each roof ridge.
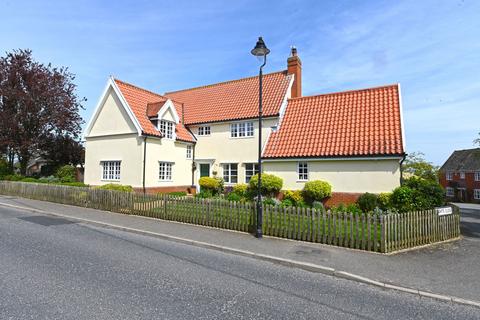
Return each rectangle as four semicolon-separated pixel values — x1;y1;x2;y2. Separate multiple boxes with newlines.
453;147;480;153
165;70;288;95
288;83;400;101
114;78;168;100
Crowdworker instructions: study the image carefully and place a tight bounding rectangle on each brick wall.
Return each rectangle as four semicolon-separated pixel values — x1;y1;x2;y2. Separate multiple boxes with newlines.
134;185;197;195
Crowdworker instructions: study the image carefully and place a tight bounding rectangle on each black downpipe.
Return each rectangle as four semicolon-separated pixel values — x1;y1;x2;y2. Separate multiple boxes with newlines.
191;144;196;187
143;136;147;194
399;153;407;186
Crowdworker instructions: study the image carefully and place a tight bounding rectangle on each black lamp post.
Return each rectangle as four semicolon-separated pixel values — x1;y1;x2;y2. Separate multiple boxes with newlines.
251;37;270;239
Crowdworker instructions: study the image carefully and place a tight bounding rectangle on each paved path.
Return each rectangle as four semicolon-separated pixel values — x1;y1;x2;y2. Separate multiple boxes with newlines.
1;204;478;319
0;196;479;303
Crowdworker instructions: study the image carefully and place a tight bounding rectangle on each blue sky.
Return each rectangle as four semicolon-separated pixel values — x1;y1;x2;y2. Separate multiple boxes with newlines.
1;0;479;165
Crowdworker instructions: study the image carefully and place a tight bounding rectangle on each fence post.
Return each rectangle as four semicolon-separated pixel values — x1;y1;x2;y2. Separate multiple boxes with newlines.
380;215;386;253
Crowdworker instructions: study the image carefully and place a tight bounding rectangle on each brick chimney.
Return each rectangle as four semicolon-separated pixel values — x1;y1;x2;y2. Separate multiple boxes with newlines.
287;46;302;98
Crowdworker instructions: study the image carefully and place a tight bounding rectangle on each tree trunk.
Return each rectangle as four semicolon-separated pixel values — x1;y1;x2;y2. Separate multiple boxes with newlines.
18;152;30;176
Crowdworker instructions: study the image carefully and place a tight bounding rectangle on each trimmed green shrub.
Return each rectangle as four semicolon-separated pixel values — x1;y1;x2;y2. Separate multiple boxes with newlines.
249;174;283;197
21;177;39;183
378;192;392;210
302;180;332;203
403;177;444;209
312;201;325;210
283;190;303;206
346;203;362;215
391;186;415;212
227;192;242;202
55;165;76;183
96;184;133;192
390;177;445;212
281;198;294;207
167;191;187;197
232;183;249;198
195;190;213;198
2;174;24;181
199;177;223;195
263;197;277;206
357;192;378;212
60;182;88;187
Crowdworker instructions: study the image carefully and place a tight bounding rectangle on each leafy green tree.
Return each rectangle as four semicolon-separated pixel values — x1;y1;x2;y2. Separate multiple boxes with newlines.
402;152;439;183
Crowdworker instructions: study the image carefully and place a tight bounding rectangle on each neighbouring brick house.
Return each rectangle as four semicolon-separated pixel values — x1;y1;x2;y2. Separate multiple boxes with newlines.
83;48;406;204
439;148;480;203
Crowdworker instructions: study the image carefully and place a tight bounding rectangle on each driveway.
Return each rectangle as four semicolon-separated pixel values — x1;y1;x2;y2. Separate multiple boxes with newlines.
452;202;480;239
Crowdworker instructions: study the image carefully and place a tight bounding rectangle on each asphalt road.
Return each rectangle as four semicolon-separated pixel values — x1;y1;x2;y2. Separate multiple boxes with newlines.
1;206;479;320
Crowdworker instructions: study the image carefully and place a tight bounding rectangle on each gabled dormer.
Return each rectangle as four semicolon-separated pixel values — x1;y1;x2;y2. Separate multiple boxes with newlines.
147;99;180;140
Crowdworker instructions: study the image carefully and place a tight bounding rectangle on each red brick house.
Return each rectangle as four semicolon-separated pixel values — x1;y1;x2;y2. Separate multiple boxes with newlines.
439;148;480;203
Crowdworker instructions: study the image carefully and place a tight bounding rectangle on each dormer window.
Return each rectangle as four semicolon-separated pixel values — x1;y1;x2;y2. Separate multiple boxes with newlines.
159;120;174;139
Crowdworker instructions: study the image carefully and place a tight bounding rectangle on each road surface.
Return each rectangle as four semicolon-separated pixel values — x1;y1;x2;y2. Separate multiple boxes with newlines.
0;205;478;319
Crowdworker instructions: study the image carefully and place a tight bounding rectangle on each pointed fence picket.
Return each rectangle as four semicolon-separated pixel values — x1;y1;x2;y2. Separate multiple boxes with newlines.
0;181;461;253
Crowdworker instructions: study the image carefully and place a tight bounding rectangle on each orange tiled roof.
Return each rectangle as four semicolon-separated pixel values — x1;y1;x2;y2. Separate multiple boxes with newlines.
263;84;404;158
114;79;195;142
165;71;293;125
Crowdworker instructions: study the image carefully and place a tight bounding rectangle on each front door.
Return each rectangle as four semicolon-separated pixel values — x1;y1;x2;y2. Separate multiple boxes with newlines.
200;163;210;178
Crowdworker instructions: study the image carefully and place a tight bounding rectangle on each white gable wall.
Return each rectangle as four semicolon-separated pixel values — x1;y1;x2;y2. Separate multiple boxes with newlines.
88;88;138;136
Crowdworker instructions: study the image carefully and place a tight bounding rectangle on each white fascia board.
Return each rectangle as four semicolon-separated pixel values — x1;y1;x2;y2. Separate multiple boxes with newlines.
157;99;180;124
83;77;143;139
276;74;294;131
261;128;272;158
262;156;404;162
397;83;407;153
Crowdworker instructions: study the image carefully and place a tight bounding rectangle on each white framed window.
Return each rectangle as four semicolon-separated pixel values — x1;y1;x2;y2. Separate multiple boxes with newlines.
475;171;480;181
245;163;259;183
446;171;453;181
186;145;192;159
446;187;454;197
474;189;480;200
460;171;465;179
159;120;174;139
223;163;238;184
230;122;254;138
297;162;308;181
198;126;211;136
159;162;173;181
101;161;121;181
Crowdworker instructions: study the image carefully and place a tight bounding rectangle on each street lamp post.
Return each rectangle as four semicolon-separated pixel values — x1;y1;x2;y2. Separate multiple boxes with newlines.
251;37;270;239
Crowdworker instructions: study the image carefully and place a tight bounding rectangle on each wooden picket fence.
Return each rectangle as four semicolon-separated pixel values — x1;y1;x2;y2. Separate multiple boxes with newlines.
0;181;461;253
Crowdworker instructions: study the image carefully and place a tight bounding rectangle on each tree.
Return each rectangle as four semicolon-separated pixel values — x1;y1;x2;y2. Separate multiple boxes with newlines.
474;132;480;147
402;152;439;183
0;49;84;174
39;135;84;168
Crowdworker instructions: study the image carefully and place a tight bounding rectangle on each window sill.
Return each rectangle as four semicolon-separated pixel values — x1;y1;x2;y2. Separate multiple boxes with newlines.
229;136;254;139
296;180;308;183
101;179;121;182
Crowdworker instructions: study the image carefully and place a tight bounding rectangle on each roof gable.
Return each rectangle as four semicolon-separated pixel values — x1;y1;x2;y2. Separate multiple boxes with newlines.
165;71;293;125
114;79;195;142
440;148;480;171
263;84;405;158
83;77;142;139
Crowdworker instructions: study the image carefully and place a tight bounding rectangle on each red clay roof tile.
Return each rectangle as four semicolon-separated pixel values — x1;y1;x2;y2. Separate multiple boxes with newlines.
263;84;404;158
165;71;292;125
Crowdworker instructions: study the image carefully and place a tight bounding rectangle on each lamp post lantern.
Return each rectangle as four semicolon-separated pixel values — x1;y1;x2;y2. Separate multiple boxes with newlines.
251;37;270;239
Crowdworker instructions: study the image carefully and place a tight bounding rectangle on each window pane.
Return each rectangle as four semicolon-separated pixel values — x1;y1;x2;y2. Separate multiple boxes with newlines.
246;122;254;136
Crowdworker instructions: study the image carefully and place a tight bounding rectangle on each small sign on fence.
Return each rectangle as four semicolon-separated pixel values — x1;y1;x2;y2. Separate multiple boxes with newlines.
435;206;453;216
